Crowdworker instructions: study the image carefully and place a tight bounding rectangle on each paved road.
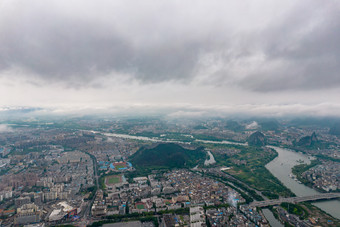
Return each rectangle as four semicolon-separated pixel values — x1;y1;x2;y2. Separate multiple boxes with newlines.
79;151;99;225
250;193;340;207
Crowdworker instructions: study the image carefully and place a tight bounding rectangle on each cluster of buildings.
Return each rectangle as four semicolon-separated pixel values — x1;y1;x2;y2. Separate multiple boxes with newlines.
275;206;313;227
91;189;127;216
238;205;269;226
206;205;269;227
164;170;245;206
0;190;12;202
38;150;95;196
0;157;10;169
189;206;206;226
91;169;247;222
161;206;207;227
0;124;146;226
0;147;11;158
301;161;340;192
85;134;140;162
160;205;270;227
14;203;42;225
0;147;94;226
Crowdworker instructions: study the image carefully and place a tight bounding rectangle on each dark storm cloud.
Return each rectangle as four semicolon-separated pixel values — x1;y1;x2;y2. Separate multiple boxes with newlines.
0;14;202;84
0;23;131;81
1;29;204;85
0;0;209;85
0;0;339;91
240;2;340;92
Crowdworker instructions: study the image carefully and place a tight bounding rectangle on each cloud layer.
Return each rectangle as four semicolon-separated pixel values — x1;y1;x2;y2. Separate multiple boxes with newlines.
0;0;340;116
1;0;339;91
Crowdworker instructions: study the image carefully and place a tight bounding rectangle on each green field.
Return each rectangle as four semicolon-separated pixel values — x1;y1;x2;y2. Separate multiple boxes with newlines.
136;204;145;209
115;164;126;169
212;144;294;198
106;175;122;185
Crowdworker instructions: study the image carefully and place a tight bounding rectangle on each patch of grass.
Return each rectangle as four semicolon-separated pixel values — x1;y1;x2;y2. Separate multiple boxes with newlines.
107;175;122;184
115;164;126;169
136;204;145;209
281;202;308;219
214;145;293;197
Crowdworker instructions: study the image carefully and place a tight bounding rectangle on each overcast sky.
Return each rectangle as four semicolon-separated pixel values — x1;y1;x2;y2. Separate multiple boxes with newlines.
1;0;340;117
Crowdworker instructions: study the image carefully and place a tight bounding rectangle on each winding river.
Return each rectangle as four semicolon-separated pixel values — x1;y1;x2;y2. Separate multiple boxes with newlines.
262;208;283;227
204;150;216;165
266;146;340;220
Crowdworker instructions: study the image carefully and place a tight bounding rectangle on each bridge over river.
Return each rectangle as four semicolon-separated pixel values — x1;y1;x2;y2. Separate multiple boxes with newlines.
250;193;340;208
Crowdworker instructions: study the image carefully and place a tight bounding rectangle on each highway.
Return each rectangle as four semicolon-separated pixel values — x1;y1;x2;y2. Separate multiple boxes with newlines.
250;193;340;207
77;151;99;226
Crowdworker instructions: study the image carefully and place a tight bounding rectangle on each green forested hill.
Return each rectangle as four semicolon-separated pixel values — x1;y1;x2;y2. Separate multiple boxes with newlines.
247;131;266;146
130;143;206;169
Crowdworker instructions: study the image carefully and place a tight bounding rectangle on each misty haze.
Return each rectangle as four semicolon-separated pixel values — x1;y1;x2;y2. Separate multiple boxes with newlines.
0;1;340;226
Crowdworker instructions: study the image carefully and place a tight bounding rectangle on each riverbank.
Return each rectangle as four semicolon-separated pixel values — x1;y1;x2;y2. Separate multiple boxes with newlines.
266;146;340;220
